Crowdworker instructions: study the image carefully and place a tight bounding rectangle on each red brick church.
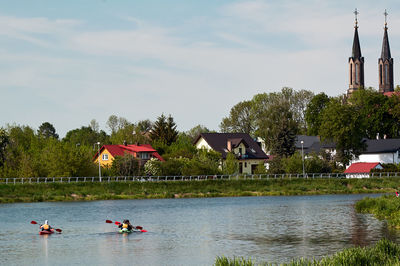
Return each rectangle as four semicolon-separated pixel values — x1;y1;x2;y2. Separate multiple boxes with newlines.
347;9;394;96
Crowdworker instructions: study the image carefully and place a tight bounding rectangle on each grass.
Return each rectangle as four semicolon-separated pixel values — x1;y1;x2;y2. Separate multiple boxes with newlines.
0;177;400;203
356;194;400;228
214;238;400;265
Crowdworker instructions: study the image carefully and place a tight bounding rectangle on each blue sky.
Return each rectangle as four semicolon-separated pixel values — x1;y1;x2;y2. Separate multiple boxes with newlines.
1;0;400;137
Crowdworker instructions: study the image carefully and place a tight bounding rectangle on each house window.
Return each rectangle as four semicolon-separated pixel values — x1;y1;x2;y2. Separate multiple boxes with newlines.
139;152;150;159
245;162;247;168
239;148;242;155
102;154;109;161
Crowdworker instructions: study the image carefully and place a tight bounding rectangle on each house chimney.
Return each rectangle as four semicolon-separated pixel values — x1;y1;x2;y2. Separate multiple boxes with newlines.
227;140;232;151
123;140;127;146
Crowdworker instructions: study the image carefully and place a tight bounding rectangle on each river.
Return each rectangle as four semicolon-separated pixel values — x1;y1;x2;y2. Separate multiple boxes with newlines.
0;194;398;265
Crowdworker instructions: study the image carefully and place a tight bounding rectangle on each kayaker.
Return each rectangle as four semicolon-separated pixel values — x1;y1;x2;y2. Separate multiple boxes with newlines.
40;220;53;232
118;220;133;231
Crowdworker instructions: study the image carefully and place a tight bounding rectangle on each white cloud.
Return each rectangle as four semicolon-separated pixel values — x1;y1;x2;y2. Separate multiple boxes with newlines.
1;1;399;136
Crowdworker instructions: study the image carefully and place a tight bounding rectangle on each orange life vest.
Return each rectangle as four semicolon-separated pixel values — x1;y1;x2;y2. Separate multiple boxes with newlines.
122;223;128;229
42;224;50;230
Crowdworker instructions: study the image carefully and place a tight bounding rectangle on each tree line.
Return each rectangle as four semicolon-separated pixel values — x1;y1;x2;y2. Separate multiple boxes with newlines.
1;86;400;177
220;87;400;173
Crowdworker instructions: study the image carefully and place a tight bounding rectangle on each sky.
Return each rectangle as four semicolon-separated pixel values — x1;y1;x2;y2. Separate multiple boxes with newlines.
1;0;400;138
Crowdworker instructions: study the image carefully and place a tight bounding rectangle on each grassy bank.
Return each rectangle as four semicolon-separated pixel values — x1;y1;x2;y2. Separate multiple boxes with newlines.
356;194;400;228
214;238;400;265
1;177;400;203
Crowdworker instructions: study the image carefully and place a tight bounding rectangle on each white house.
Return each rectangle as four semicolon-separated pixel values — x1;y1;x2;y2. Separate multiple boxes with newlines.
194;133;268;174
349;138;400;165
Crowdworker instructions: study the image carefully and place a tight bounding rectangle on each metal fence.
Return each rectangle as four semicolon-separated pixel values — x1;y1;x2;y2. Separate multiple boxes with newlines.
1;172;400;184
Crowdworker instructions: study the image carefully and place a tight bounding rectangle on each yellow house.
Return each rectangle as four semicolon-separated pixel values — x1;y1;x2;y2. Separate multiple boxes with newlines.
193;133;268;174
93;144;164;167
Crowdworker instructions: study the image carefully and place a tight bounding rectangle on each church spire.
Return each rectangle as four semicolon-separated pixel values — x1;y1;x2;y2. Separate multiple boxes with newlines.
352;8;362;59
348;8;364;95
379;9;394;93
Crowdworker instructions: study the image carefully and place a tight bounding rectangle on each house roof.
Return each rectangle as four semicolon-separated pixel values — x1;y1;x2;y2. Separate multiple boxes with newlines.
94;144;164;161
194;133;268;159
362;139;400;154
383;91;400;97
295;135;336;154
344;162;381;173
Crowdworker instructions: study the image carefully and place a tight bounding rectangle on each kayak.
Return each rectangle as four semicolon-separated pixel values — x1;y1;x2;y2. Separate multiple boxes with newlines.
39;229;54;235
118;228;142;234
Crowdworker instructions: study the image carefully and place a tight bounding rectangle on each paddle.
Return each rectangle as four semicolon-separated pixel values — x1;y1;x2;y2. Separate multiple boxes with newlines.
31;220;62;233
105;220;147;232
105;220;121;225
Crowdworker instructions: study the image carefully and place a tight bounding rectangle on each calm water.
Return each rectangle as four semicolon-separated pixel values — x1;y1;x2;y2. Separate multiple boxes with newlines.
0;194;398;265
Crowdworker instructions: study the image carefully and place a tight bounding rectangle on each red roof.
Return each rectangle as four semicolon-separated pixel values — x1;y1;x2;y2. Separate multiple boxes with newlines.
95;144;164;161
384;91;400;97
344;162;381;173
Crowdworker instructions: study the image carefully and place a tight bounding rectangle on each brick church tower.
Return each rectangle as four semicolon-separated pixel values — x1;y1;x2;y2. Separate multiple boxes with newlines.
348;9;364;96
378;10;394;93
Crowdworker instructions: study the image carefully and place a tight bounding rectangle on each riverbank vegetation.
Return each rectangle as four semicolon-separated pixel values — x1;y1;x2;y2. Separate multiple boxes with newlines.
1;177;399;203
355;194;400;228
214;238;400;265
3;88;400;180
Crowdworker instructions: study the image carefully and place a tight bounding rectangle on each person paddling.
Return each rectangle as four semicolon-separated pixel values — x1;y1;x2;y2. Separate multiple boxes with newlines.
118;220;133;231
40;220;53;232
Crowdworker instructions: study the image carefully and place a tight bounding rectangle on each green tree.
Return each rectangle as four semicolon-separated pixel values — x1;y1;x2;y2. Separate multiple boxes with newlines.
257;102;298;157
63;126;109;147
319;97;365;165
150;114;178;146
137;119;153;132
220;100;256;134
89;119;100;133
186;125;211;141
349;88;393;139
281;87;314;134
223;152;238;175
110;154;141;176
0;128;9;167
38;122;59;139
282;152;303;173
162;133;197;160
305;93;330;135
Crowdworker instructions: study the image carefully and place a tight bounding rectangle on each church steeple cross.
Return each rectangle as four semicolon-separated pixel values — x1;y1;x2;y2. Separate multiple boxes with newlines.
384;9;388;28
354;8;359;27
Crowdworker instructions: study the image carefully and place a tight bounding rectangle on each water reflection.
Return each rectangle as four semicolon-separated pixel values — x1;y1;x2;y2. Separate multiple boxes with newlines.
0;194;396;265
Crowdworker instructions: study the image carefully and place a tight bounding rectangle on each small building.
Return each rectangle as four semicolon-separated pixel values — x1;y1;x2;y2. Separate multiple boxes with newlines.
194;133;268;174
295;135;336;159
94;144;164;168
350;138;400;165
344;162;383;178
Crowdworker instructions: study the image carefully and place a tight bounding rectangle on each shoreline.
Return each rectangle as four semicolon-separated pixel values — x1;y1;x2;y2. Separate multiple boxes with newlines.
1;178;398;204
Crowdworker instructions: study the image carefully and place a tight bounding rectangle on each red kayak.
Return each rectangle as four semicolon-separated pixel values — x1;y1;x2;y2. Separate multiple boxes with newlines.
39;229;54;235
